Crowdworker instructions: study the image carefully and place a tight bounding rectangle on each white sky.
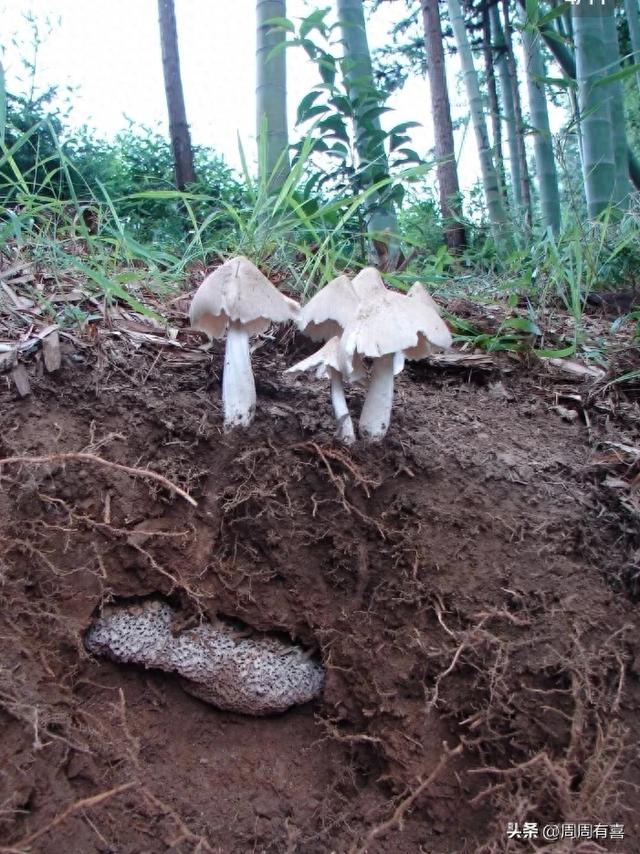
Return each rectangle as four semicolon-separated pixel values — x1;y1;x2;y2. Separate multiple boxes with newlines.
0;0;557;195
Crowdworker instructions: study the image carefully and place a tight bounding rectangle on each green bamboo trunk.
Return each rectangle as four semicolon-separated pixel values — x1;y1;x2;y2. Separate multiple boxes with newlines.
482;8;508;206
337;0;400;268
572;4;616;218
624;0;640;91
0;60;5;144
601;10;631;209
447;0;510;244
256;0;289;189
501;0;532;223
518;6;561;232
520;0;640;190
490;4;523;213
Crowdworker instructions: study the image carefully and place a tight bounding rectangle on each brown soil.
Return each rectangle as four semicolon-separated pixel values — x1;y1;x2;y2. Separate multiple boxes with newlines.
1;325;639;853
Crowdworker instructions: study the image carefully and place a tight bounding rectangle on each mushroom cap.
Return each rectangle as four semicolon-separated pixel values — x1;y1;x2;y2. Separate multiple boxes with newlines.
352;267;386;300
403;282;453;358
340;284;453;373
407;282;443;316
285;336;365;383
298;275;360;342
189;256;300;340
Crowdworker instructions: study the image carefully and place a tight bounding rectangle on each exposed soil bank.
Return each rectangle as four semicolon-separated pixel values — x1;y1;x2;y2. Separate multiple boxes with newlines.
1;330;639;853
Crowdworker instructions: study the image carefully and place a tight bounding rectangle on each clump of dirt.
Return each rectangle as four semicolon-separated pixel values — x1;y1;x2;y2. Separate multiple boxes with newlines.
1;329;639;853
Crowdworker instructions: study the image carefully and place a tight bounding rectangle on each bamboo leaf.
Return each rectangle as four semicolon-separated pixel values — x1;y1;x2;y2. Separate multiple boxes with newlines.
593;63;640;87
356;127;386;147
300;7;330;39
264;16;295;32
300;38;319;60
328;94;353;116
540;27;573;47
525;0;539;24
396;147;422;162
500;316;541;335
389;134;410;152
319;55;336;85
0;60;5;143
388;120;422;135
538;5;569;27
296;102;329;125
534;74;576;89
266;41;289;63
319;114;350;141
534;345;576;358
326;143;349;159
359;105;392;123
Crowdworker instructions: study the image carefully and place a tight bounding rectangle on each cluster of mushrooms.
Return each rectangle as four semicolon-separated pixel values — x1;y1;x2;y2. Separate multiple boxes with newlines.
189;256;453;442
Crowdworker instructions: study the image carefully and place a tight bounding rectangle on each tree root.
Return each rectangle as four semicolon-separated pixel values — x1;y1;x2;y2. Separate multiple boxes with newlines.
0;782;136;853
347;743;463;854
0;452;197;506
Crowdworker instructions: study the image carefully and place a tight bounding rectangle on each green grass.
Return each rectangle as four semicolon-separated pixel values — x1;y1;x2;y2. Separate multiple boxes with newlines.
1;113;639;384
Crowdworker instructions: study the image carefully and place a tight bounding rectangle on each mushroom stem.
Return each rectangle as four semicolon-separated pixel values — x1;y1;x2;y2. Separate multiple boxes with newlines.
222;321;256;428
329;367;356;445
359;353;395;441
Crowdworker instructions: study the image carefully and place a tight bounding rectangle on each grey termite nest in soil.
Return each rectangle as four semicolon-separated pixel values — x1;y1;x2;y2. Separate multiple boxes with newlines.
84;599;324;715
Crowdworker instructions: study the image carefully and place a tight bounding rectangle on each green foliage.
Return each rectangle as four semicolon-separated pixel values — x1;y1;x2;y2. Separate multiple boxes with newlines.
0;14;244;251
1;88;246;250
453;312;542;353
1;0;637;357
276;9;425;227
1;89;65;200
224;133;422;294
523;210;640;354
0;60;7;143
68;124;245;245
625;84;640;153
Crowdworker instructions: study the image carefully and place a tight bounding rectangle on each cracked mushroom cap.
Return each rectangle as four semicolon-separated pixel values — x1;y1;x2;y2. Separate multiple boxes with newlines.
298;275;360;342
285;336;365;383
189;255;300;340
340;281;453;374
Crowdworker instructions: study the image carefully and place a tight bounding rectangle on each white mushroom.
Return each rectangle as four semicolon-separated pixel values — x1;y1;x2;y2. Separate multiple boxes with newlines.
85;599;324;716
285;336;365;445
297;274;360;341
292;274;362;442
351;266;386;300
189;256;300;428
340;270;453;441
403;282;452;359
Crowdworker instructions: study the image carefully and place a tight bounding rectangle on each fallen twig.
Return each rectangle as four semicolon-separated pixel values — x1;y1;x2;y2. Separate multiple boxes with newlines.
348;742;462;854
141;787;215;852
0;781;135;852
0;452;197;507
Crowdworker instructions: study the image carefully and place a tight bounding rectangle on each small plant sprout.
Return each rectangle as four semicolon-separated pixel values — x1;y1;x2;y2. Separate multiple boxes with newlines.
285;336;365;444
189;256;300;428
340;272;453;441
